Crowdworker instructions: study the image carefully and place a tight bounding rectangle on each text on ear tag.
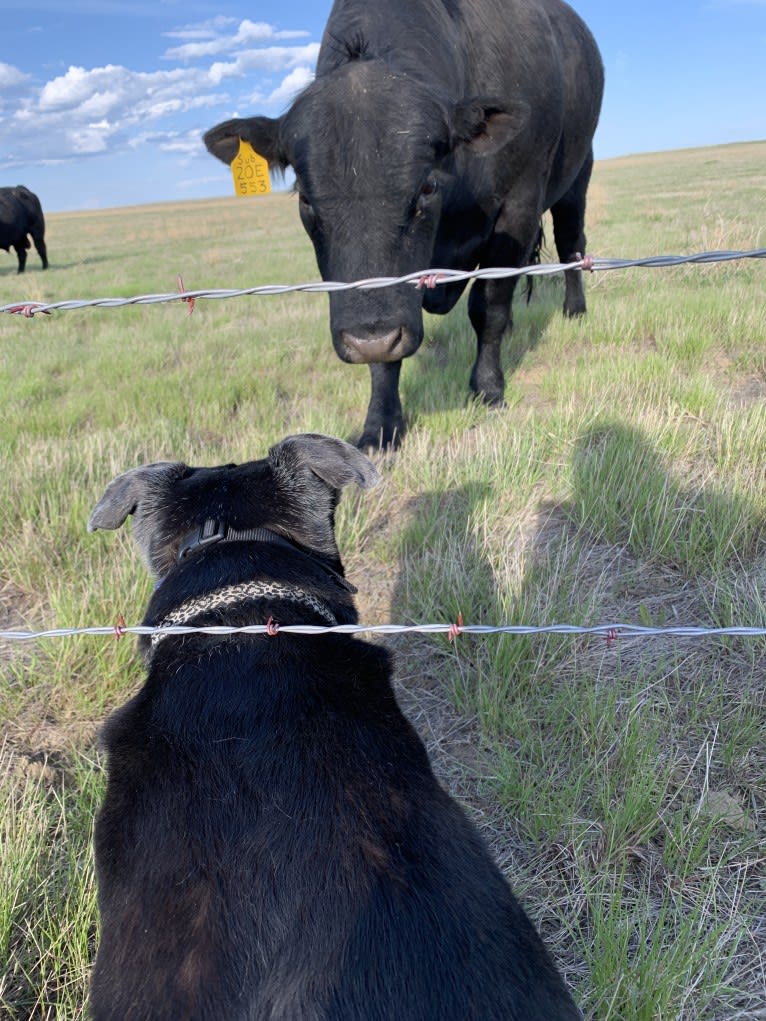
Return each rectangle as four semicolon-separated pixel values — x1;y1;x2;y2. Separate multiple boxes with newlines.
231;139;271;197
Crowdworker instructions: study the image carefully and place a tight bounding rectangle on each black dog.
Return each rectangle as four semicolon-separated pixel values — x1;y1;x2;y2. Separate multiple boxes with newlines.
88;433;581;1020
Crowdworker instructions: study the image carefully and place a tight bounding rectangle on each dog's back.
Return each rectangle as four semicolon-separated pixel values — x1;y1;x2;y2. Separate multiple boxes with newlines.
88;434;581;1021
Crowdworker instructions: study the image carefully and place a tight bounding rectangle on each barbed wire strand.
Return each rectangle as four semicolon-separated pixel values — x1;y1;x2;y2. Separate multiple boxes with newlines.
3;622;766;642
2;248;764;317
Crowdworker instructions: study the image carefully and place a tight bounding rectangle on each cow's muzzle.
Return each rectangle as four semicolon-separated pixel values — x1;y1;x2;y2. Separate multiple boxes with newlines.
338;327;419;364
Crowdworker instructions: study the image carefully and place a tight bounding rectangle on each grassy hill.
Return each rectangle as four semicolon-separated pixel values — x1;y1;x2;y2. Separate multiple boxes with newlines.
1;140;765;1019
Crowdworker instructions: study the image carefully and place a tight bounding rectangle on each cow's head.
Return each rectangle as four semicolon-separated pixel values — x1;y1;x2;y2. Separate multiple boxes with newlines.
205;60;528;365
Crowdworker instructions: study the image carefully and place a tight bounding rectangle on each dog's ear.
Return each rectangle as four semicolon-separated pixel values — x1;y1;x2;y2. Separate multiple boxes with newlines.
269;434;380;491
267;435;379;561
88;463;184;532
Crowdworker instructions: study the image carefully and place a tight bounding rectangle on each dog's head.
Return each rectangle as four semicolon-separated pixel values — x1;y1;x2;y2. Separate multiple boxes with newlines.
88;433;380;581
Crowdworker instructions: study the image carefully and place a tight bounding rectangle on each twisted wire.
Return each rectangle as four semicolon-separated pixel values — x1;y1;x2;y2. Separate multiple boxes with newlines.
3;622;766;642
2;249;764;317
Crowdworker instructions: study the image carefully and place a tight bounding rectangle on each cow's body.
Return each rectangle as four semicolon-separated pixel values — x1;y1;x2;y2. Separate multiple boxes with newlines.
0;186;48;273
206;0;603;447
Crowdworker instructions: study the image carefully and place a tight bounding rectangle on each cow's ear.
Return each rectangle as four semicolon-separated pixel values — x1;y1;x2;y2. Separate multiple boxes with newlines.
451;99;530;156
204;116;290;171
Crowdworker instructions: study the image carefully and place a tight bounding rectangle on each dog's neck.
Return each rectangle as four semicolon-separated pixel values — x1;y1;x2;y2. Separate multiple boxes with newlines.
175;519;356;593
151;578;339;650
149;521;351;652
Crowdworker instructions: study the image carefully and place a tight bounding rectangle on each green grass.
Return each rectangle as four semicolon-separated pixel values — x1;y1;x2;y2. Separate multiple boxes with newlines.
1;141;765;1019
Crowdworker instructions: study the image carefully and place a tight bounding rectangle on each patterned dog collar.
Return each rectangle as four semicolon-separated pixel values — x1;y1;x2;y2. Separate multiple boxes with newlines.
151;579;338;649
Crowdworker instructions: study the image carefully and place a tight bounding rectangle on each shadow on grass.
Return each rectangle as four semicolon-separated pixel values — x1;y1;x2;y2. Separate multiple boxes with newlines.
0;254;118;277
42;255;120;271
385;417;766;1019
0;264;45;277
567;419;766;578
385;478;595;1006
389;417;766;718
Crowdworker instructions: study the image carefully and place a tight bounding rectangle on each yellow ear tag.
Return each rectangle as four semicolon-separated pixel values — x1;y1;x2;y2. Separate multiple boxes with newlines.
231;139;271;197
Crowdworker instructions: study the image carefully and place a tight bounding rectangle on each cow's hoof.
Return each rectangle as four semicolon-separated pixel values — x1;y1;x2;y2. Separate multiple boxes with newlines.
470;382;506;408
357;426;403;453
469;364;506;407
485;395;508;410
563;302;586;318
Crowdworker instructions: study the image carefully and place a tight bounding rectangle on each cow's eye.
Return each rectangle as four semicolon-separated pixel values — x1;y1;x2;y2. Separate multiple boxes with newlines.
414;178;440;219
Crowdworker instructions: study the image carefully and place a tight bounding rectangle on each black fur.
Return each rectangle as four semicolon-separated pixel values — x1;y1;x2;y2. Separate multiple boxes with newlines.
88;433;581;1020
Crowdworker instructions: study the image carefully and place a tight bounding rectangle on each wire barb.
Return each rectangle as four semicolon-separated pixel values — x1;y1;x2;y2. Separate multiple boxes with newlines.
448;611;464;643
417;273;444;289
177;274;195;315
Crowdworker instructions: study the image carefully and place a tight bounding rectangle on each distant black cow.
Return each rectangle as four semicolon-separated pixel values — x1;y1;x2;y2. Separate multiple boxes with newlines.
205;0;603;448
0;186;48;273
87;433;583;1020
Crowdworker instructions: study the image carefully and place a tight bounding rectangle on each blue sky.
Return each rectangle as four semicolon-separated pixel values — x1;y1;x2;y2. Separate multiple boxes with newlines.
1;0;764;212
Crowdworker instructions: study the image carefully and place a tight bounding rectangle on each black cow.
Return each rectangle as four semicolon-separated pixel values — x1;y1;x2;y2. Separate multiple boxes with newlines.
205;0;603;448
0;185;48;273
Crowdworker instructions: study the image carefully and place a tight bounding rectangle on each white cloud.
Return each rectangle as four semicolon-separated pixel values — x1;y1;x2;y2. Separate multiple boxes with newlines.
1;62;212;169
164;16;238;42
159;133;205;156
70;120;115;154
164;19;310;61
209;43;320;85
0;61;29;88
127;128;206;159
36;63;226;121
265;66;314;106
78;90;123;119
39;65;124;111
0;18;320;176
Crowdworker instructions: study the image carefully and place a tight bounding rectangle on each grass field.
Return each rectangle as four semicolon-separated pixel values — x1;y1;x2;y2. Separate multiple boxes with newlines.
1;139;765;1019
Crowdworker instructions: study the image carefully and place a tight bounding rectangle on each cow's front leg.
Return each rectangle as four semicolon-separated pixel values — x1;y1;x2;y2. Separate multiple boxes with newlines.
467;275;519;406
358;361;404;450
468;209;542;406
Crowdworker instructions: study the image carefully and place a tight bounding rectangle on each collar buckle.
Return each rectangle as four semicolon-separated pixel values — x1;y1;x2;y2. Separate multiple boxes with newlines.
178;519;226;560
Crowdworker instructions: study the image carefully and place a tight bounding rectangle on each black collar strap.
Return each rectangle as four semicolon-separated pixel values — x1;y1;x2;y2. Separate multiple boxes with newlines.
177;520;297;562
176;519;357;593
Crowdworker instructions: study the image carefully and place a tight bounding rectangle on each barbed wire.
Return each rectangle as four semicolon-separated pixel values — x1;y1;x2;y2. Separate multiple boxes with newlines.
3;621;766;642
2;248;764;317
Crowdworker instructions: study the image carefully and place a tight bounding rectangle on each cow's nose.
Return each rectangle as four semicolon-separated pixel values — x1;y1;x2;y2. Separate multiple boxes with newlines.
340;327;407;363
